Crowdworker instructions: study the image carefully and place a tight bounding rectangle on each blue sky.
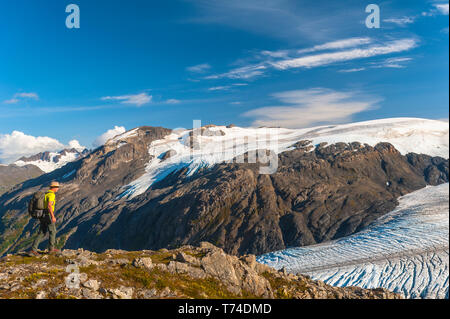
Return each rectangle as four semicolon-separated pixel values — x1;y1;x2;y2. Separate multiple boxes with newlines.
0;0;448;163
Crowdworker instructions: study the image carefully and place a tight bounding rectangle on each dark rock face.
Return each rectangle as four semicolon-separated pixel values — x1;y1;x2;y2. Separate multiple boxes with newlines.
0;165;43;196
406;153;449;185
0;128;448;257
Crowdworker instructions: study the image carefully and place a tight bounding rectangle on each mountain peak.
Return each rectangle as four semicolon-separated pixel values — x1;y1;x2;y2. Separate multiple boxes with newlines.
14;148;89;173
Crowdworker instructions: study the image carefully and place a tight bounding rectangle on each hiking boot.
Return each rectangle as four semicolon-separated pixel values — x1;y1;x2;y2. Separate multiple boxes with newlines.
28;250;40;257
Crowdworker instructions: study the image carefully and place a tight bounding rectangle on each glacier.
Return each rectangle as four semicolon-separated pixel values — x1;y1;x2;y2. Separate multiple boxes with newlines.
113;117;449;199
257;183;449;299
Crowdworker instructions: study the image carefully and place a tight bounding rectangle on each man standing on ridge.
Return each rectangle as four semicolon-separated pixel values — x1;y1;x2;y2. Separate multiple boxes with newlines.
29;181;60;255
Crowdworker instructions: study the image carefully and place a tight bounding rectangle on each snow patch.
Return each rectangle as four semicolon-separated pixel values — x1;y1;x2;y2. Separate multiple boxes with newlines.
106;128;139;145
14;151;81;173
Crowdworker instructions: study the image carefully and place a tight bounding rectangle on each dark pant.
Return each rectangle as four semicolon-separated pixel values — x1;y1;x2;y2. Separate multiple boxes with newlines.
31;214;56;251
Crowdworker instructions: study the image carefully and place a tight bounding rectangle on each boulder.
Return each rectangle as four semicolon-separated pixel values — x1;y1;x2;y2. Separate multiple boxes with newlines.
132;257;153;270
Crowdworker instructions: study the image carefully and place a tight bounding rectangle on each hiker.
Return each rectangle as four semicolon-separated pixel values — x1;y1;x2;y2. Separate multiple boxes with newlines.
29;181;60;255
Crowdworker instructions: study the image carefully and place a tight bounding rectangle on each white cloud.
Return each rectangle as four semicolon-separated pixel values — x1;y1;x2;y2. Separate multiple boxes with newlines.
187;63;211;73
422;3;449;16
205;64;266;80
338;67;366;73
270;39;417;70
243;88;379;128
92;126;126;148
0;131;65;164
297;37;372;54
3;98;19;104
3;92;39;104
16;92;39;99
204;38;417;81
208;86;231;91
101;93;152;107
165;99;181;104
383;17;415;26
374;57;413;69
435;3;449;15
68;140;86;152
232;83;249;86
260;50;290;58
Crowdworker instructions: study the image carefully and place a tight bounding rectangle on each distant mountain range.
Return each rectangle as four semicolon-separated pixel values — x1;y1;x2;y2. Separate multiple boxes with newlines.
0;148;88;196
0;117;448;298
14;148;89;173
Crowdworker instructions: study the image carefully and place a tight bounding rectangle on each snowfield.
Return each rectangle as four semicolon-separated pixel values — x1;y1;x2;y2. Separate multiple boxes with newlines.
116;117;449;199
257;183;449;299
14;151;82;173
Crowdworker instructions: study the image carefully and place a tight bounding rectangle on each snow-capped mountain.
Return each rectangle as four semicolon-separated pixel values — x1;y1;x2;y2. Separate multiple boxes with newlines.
257;183;449;299
13;148;89;173
118;118;448;199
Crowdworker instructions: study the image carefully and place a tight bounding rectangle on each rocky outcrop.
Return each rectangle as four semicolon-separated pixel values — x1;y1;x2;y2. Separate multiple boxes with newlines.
0;243;401;299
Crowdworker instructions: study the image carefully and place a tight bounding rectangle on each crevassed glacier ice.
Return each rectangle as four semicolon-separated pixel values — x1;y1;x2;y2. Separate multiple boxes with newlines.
257;183;449;299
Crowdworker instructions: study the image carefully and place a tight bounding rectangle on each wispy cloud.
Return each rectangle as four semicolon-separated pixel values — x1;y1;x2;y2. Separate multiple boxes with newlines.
101;92;152;107
165;99;181;104
270;39;417;70
422;2;449;16
16;92;39;99
373;57;413;69
205;64;266;80
3;98;19;104
204;37;418;81
187;63;211;73
338;67;366;73
383;17;416;26
435;3;449;15
339;56;413;72
232;83;249;86
297;38;372;54
208;86;231;91
3;92;39;104
243;88;379;128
